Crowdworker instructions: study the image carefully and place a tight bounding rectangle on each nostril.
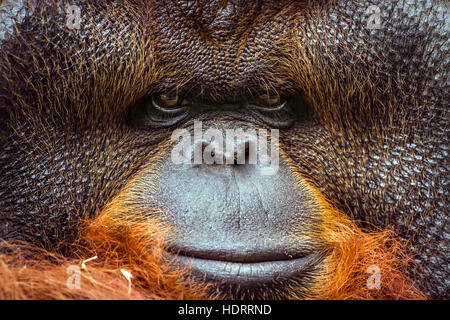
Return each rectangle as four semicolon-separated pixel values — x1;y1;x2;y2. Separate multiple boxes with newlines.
193;139;225;165
234;140;247;165
191;137;258;165
234;138;257;165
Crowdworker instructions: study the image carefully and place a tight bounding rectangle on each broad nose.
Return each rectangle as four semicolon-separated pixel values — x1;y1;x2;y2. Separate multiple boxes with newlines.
192;136;258;165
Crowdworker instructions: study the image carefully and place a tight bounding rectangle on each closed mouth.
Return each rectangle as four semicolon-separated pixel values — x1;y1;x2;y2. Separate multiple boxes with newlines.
165;251;323;287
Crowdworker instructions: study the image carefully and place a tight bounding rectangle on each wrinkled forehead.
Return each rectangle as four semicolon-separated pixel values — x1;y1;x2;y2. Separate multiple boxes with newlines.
0;0;311;96
158;0;299;39
149;0;309;94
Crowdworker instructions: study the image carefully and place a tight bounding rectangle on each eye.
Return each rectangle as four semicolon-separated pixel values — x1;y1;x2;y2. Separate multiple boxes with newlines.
257;93;281;107
156;92;183;108
128;92;189;127
247;93;315;128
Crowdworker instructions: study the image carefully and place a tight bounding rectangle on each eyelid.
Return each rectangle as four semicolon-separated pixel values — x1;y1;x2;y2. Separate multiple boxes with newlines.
128;94;189;128
152;96;187;113
258;93;281;106
250;100;287;111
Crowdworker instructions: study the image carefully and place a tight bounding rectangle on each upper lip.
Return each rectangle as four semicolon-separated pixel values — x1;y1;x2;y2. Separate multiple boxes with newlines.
168;246;312;263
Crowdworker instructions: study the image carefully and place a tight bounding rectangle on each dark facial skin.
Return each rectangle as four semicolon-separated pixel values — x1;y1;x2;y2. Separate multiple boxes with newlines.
0;0;448;299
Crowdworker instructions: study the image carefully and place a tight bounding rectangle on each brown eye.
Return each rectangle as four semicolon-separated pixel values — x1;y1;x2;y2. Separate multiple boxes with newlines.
129;92;189;128
247;93;314;128
257;93;281;107
157;92;182;108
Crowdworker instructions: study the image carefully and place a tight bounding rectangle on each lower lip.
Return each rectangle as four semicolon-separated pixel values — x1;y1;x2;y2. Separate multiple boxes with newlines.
165;252;322;286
